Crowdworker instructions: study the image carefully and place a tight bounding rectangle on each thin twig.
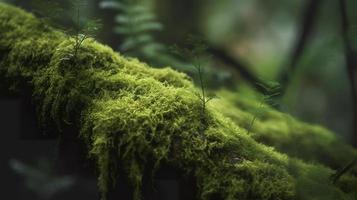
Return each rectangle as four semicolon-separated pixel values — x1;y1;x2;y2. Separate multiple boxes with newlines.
331;159;357;184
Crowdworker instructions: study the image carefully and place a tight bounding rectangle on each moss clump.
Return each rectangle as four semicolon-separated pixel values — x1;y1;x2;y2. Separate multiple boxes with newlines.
213;90;357;174
1;3;357;200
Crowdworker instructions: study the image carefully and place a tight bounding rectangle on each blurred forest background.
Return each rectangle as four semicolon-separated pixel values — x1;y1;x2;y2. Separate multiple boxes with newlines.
1;0;357;199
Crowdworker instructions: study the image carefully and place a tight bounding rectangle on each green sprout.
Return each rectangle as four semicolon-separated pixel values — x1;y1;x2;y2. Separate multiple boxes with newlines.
247;81;281;135
61;0;102;61
171;36;215;125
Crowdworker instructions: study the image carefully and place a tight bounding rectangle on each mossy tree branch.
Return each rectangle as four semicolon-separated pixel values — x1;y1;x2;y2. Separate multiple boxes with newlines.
1;3;357;200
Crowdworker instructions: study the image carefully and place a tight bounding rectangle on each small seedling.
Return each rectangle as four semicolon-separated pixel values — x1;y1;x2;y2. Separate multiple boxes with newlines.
247;81;281;134
61;0;102;62
171;36;214;124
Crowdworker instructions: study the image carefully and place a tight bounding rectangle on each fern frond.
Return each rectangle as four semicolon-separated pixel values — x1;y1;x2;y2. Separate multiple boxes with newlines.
99;0;231;88
100;0;180;67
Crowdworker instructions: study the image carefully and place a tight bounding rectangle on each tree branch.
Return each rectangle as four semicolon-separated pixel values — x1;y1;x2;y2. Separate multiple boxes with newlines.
338;0;357;147
279;0;322;91
207;46;266;93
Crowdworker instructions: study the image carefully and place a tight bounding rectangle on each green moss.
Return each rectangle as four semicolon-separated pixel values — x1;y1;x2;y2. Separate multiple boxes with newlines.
214;90;357;174
1;3;357;200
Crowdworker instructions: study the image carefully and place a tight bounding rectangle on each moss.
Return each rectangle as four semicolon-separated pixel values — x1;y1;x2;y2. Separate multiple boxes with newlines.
1;3;357;200
214;90;357;174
